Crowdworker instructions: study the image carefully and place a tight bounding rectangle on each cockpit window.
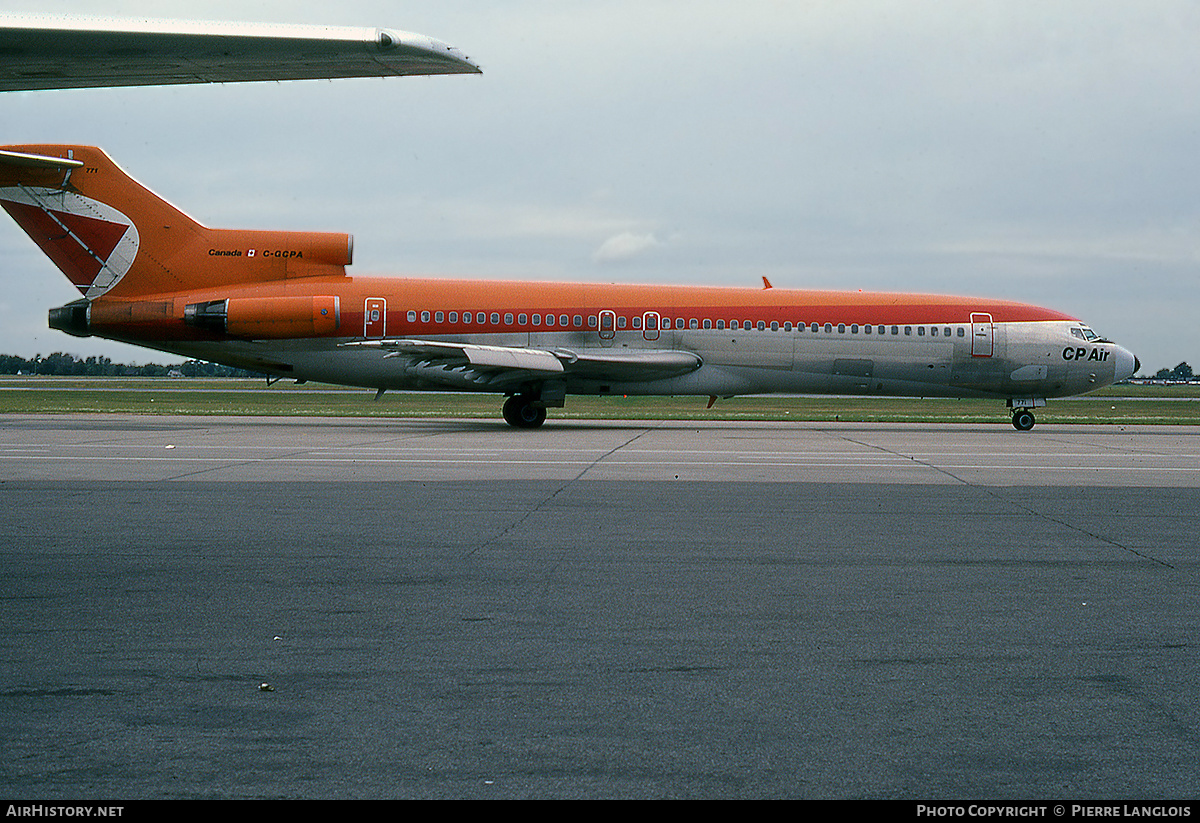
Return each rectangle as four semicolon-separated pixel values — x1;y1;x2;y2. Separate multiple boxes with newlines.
1071;328;1085;340
1073;326;1099;341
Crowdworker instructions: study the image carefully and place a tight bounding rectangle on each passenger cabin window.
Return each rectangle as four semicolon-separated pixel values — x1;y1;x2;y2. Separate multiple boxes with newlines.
560;315;569;326
518;313;527;325
449;312;458;323
407;310;417;322
504;313;513;325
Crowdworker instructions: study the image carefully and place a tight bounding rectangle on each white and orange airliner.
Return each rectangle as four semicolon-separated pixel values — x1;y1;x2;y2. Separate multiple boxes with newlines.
1;144;1138;429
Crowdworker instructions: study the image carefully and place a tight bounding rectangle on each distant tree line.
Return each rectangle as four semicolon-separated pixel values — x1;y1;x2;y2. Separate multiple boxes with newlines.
0;352;263;378
3;351;1193;383
1151;362;1193;381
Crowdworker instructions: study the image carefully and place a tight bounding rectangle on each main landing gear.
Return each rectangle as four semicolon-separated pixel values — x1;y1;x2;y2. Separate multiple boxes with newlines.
1011;408;1036;431
502;394;547;429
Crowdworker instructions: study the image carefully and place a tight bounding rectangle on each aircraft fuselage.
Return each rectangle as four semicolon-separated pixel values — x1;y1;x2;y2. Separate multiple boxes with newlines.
61;276;1134;405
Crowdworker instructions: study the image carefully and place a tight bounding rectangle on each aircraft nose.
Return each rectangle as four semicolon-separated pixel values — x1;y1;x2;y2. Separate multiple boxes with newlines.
1113;346;1138;383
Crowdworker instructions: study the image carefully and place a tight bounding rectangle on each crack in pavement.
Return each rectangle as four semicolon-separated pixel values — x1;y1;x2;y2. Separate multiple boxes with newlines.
835;431;1178;570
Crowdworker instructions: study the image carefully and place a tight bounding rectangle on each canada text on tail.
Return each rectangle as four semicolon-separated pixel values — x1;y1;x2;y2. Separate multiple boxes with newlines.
0;145;352;302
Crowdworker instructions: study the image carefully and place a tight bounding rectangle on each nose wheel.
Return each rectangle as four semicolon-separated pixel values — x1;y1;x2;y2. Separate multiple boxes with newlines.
1011;408;1036;431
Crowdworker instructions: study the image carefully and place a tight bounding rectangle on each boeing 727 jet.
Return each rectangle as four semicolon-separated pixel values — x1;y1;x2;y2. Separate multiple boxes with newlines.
0;145;1138;429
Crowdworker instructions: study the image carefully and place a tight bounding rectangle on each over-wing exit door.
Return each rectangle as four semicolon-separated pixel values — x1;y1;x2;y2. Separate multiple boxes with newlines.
598;309;616;347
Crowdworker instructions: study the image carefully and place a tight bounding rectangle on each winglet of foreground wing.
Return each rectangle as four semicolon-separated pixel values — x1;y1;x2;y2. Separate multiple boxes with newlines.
0;14;480;92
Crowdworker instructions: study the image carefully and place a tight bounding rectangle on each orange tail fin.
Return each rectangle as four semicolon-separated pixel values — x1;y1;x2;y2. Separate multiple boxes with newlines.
0;145;351;299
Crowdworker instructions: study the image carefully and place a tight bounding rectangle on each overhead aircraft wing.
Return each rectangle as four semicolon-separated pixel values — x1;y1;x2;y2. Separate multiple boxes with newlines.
0;14;479;92
345;339;703;389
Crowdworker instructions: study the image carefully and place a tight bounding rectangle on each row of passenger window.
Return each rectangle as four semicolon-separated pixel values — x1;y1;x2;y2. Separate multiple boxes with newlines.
404;309;967;338
409;310;588;328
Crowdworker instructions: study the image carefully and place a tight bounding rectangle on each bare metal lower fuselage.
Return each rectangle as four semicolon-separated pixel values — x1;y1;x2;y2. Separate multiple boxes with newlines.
130;318;1128;403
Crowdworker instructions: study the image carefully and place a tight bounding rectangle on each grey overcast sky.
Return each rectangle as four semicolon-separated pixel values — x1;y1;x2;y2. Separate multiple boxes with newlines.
1;0;1197;372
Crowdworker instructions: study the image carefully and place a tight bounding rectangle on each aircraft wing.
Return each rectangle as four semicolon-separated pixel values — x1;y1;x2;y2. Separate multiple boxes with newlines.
0;14;479;92
345;339;703;389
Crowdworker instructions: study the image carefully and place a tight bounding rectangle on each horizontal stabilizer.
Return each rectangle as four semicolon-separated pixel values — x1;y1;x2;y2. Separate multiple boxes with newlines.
0;149;84;170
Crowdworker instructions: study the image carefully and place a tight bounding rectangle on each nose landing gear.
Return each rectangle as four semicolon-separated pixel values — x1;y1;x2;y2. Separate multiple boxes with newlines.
1011;408;1036;431
1006;397;1044;432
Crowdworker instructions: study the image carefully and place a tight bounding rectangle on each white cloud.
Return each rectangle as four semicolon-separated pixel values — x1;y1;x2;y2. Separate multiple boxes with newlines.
591;231;664;264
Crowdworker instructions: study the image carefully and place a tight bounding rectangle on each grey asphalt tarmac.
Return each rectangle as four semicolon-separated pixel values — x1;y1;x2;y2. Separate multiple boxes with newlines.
1;416;1198;799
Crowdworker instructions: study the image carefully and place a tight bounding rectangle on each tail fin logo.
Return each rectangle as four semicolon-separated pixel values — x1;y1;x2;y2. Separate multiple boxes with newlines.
0;186;139;298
